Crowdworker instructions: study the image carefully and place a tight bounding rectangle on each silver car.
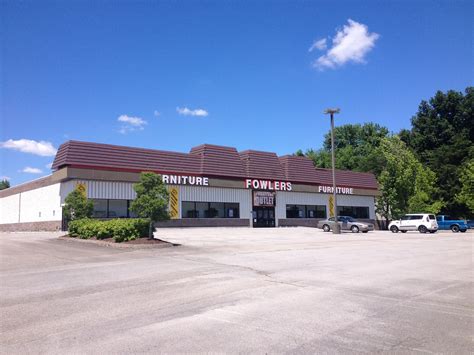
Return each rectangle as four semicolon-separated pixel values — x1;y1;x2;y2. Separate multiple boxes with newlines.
317;216;374;233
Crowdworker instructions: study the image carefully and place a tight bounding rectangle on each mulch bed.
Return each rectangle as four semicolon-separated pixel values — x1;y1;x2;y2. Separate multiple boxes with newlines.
58;235;179;249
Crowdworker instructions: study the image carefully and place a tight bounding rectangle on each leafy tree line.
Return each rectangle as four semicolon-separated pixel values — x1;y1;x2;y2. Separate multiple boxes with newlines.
0;179;10;190
297;87;473;221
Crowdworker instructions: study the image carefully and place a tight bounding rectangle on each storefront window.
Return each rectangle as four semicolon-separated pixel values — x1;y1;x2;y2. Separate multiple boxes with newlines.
91;199;135;218
286;205;305;218
209;202;225;218
337;206;369;219
108;200;128;218
195;202;208;218
129;203;138;218
182;202;240;218
226;203;239;218
286;204;326;218
306;205;326;218
182;201;197;218
92;199;108;218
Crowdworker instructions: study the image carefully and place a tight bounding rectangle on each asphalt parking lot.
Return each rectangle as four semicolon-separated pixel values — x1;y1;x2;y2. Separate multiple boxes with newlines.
1;228;473;354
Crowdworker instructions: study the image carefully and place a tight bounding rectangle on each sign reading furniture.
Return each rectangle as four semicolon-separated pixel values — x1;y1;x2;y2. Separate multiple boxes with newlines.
162;174;209;186
318;185;354;195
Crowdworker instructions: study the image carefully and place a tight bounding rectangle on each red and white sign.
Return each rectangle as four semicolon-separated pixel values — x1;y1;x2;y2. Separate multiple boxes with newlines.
318;185;354;194
253;191;276;206
245;179;292;191
162;174;209;186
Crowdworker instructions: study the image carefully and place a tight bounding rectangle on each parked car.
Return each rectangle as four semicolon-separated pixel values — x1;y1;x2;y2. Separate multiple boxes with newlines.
436;215;468;233
317;216;374;233
388;214;438;234
467;220;474;229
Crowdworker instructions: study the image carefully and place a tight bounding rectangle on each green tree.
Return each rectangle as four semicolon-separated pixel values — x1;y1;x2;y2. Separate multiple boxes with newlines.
456;159;474;214
0;179;10;190
64;184;93;221
300;123;389;176
376;136;443;222
130;172;170;238
400;87;474;217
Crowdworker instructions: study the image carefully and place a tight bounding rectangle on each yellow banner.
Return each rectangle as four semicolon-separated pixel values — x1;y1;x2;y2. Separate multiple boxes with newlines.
76;182;87;197
169;187;179;219
329;195;334;217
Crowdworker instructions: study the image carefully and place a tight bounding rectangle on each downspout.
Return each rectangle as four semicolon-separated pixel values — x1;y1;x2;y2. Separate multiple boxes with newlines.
18;192;22;223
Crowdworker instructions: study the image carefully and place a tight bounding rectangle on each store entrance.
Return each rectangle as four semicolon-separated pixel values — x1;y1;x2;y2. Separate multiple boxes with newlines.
253;206;275;228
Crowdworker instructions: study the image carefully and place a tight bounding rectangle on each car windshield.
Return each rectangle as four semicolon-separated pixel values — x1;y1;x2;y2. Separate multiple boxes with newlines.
345;217;356;222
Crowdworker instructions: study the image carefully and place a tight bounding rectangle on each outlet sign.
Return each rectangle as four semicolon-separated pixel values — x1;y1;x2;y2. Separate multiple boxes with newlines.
253;191;276;206
245;179;292;191
318;185;354;194
162;174;209;186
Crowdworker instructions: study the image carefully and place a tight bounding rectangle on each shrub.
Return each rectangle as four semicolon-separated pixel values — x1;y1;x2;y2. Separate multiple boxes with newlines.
67;218;150;242
63;184;93;221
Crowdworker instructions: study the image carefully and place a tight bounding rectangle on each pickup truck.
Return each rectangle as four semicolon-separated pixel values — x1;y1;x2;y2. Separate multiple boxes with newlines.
436;215;468;233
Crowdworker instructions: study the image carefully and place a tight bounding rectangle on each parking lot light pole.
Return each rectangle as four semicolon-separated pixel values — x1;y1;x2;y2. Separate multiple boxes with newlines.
324;108;341;234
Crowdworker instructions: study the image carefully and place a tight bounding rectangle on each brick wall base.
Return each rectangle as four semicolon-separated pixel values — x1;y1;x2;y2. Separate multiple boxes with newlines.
278;218;323;228
155;218;250;228
0;221;62;232
279;218;379;229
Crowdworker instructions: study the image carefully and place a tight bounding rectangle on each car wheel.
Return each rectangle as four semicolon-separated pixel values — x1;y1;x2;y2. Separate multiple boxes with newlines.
323;224;331;232
351;225;359;233
460;229;466;233
429;231;437;234
418;225;428;233
401;230;407;233
362;231;368;233
451;225;460;233
390;226;399;233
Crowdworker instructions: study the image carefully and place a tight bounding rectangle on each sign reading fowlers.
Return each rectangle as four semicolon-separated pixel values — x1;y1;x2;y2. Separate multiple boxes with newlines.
246;179;292;191
318;185;354;195
253;191;276;207
162;174;209;186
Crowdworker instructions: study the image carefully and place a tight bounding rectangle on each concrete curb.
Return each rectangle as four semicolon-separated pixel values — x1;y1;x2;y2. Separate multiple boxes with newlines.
58;236;177;249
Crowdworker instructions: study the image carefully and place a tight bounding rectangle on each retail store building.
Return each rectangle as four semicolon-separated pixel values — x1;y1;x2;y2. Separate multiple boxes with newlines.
0;141;380;231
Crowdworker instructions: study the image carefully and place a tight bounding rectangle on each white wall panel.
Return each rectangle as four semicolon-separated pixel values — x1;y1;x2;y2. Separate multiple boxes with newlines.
176;185;252;219
20;183;62;222
61;180;136;202
0;183;62;224
0;194;21;224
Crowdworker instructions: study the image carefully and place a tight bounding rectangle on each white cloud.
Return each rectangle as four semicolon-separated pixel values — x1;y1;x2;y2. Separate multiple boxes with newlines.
21;167;43;174
312;19;379;70
154;110;161;117
176;107;209;117
0;139;57;157
117;114;147;134
308;38;327;52
46;162;53;169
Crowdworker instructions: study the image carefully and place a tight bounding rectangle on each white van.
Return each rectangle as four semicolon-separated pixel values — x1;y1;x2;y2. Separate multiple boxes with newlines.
388;214;438;234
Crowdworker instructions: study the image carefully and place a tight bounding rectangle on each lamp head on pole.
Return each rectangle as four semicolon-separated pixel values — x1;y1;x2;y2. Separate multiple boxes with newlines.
324;108;340;115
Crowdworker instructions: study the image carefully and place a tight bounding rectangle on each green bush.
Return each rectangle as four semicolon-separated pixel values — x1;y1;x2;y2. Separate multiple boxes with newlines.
68;218;150;242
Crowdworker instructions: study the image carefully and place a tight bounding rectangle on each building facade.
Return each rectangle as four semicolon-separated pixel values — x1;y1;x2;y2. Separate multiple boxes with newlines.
0;141;380;231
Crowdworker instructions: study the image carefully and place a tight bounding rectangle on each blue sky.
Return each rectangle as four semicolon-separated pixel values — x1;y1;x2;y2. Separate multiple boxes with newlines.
1;0;472;185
